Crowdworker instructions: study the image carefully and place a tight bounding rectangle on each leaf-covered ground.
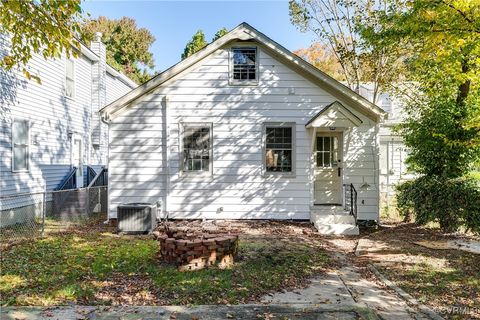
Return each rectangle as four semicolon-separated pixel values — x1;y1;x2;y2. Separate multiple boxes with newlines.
0;222;332;306
357;223;480;319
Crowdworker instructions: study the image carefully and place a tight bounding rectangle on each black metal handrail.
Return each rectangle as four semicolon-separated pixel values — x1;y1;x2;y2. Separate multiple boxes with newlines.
344;183;358;224
87;167;108;187
56;167;77;191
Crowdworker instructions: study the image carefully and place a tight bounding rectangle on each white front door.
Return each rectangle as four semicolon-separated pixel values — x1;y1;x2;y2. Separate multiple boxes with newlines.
72;134;84;188
314;132;343;205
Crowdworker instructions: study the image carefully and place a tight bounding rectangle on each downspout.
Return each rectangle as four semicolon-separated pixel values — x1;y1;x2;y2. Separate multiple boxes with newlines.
101;113;110;221
163;95;170;220
374;118;381;222
309;127;317;213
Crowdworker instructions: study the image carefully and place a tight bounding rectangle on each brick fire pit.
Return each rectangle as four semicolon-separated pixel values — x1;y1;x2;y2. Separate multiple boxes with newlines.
155;226;239;271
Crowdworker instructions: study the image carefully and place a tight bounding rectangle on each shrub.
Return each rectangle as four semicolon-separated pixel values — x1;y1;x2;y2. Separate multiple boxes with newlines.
396;176;480;234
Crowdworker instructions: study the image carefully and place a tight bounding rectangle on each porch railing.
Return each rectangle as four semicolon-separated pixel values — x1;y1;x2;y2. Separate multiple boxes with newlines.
56;167;77;191
87;167;108;188
343;183;358;224
86;166;97;186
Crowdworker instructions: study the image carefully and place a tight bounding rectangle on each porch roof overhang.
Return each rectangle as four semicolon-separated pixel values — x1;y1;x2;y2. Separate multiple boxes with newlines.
305;101;363;129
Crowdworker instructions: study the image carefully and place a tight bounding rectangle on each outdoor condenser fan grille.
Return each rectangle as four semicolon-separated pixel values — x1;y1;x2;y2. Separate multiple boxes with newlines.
117;203;157;234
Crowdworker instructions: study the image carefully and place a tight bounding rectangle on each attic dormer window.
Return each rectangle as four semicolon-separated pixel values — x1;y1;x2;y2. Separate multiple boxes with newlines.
231;47;258;84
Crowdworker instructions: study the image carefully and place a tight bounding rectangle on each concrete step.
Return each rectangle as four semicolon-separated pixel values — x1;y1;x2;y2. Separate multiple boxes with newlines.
311;214;356;225
313;222;359;235
310;205;348;215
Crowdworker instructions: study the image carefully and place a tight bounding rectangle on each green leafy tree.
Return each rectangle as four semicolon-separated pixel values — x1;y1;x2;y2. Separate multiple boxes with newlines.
212;27;228;41
0;0;84;83
364;0;480;232
289;0;406;103
181;30;208;60
362;0;480;178
181;27;229;60
81;16;156;84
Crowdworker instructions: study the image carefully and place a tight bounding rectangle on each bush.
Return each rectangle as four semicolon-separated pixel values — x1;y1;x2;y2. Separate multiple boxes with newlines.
396;176;480;234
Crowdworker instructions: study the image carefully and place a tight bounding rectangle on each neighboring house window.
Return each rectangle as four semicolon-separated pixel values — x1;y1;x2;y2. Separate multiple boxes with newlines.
12;119;29;172
264;123;295;174
65;59;75;98
180;123;213;175
231;47;258;84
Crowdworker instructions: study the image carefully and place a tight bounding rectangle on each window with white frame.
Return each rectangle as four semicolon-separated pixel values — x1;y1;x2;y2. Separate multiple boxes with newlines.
265;123;294;173
65;59;75;98
12;119;29;172
231;47;257;83
181;123;213;174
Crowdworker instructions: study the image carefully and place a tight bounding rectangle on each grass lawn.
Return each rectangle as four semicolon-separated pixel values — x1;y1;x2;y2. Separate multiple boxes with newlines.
362;224;480;319
0;226;331;306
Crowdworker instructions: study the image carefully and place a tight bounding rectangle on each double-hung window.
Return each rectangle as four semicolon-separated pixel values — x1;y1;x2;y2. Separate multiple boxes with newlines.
65;58;75;98
264;123;295;175
180;123;213;175
12;119;30;172
231;47;258;84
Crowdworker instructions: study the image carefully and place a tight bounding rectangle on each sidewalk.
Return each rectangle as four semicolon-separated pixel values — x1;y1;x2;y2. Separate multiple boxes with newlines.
1;304;376;320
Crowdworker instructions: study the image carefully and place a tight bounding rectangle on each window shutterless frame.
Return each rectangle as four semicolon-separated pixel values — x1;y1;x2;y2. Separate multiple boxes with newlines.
229;46;259;86
64;58;75;99
262;122;296;177
11;118;30;173
179;122;213;177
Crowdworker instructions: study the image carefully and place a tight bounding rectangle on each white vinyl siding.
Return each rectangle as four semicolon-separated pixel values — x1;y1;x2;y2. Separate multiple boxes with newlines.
12;119;29;172
108;43;379;221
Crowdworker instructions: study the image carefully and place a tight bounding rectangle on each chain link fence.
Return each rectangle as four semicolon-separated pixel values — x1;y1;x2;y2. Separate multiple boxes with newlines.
0;186;108;244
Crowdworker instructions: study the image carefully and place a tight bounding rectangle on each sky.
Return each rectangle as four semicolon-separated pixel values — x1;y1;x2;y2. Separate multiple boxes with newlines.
82;0;316;72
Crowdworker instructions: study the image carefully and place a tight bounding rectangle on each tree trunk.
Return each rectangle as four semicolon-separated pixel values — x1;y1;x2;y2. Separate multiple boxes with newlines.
456;59;470;107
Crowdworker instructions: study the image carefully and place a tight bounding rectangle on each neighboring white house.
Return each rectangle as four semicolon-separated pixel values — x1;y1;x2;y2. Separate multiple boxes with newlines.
357;84;414;211
100;23;387;235
0;33;137;225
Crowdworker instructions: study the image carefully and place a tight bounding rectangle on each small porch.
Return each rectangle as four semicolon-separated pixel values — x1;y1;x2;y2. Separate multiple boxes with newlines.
306;101;361;235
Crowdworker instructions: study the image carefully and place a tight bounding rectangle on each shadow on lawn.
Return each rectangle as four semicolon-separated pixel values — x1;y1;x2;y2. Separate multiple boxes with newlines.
0;225;332;306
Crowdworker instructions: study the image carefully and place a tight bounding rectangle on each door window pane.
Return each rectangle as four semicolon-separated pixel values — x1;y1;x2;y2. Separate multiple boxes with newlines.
316;136;338;168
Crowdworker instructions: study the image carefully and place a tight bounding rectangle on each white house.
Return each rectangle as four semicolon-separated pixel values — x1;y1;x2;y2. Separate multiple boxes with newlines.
100;23;387;235
0;32;137;225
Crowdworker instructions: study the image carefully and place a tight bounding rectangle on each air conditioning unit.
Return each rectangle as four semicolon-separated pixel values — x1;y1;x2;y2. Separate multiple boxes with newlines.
117;203;157;234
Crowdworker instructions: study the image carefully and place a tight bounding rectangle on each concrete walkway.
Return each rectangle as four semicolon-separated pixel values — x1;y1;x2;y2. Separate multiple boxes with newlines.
262;253;434;320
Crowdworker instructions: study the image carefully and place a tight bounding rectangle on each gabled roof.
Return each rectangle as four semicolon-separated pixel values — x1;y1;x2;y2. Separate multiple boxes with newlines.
305;101;363;128
100;22;386;120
